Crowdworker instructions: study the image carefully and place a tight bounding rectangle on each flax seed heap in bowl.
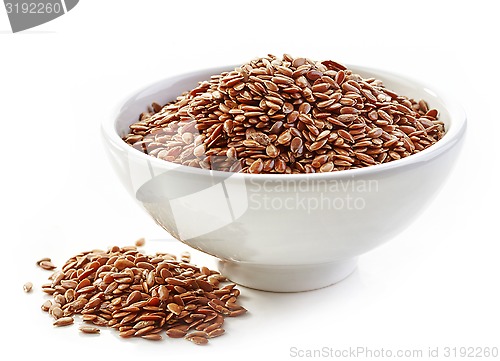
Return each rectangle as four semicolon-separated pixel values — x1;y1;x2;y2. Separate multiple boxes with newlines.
102;54;466;292
122;54;444;174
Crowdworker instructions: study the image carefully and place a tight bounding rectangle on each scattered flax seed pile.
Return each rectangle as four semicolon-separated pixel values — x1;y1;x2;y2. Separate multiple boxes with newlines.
123;54;444;174
37;244;246;344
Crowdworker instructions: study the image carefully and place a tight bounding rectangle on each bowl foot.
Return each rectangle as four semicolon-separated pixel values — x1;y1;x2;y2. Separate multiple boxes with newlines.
217;258;358;292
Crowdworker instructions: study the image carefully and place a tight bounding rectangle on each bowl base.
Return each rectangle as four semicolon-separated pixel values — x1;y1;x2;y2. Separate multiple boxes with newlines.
217;258;358;292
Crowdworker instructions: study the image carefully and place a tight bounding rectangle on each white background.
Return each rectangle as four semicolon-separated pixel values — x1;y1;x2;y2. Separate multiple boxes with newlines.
1;1;499;360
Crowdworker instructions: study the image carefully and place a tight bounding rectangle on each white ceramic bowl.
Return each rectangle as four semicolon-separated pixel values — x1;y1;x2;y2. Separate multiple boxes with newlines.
101;65;466;292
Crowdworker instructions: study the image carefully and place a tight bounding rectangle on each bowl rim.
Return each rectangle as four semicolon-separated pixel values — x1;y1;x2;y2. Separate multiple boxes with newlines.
102;63;467;181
